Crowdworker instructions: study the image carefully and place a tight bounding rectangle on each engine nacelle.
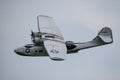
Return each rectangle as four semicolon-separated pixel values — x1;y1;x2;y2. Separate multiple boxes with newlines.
65;41;76;49
32;37;43;44
31;31;43;45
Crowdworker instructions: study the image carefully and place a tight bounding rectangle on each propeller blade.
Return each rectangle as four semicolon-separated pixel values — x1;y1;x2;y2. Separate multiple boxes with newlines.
31;30;34;36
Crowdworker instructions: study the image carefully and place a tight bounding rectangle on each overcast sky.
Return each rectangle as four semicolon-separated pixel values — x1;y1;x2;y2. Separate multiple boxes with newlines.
0;0;120;80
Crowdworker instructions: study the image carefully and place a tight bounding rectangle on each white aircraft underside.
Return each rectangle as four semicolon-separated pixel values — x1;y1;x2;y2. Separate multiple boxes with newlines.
14;15;113;61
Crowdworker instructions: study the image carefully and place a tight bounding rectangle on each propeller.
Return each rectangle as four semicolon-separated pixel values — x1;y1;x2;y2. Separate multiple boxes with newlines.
31;30;35;43
31;30;34;37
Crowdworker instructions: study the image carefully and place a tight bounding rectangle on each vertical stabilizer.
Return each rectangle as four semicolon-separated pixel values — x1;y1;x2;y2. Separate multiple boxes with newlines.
93;27;113;44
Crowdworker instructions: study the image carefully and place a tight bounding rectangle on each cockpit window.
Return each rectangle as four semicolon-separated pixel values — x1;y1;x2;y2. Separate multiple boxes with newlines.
25;44;34;48
39;50;43;52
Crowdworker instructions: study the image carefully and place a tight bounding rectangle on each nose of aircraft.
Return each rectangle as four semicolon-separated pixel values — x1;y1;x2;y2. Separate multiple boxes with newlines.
14;49;17;53
14;48;22;54
14;48;19;54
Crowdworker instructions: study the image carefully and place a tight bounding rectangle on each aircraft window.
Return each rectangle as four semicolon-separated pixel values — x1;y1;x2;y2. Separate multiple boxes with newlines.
35;50;38;52
39;50;43;52
34;50;43;52
25;44;34;48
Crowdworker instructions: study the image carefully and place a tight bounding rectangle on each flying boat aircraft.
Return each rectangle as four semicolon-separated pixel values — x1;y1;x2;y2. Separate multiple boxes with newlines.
14;15;113;61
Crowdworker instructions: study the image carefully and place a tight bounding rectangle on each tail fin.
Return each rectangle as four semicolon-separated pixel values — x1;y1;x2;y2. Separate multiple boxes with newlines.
93;27;113;44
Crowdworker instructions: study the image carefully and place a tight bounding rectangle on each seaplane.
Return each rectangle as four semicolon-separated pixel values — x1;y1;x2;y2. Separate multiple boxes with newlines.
14;15;113;61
